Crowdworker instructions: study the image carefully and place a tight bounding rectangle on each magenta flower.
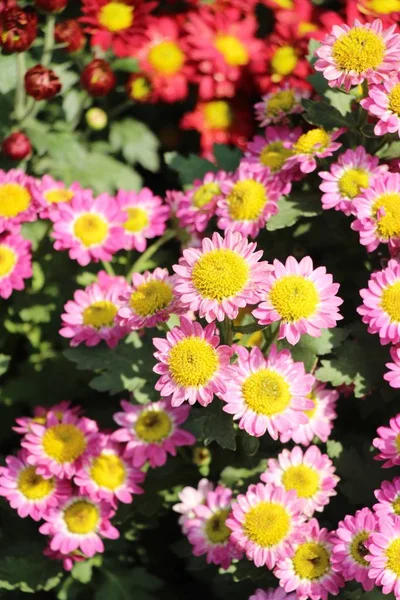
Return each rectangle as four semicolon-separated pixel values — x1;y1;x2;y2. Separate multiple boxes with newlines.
361;74;400;138
0;232;32;299
366;514;400;597
0;169;38;233
13;402;83;436
385;345;400;388
254;85;310;127
32;175;91;219
373;414;400;467
284;128;343;174
173;478;214;533
374;477;400;520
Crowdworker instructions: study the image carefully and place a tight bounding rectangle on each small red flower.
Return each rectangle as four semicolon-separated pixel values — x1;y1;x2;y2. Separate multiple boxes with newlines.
0;6;38;53
34;0;68;12
1;132;32;161
25;65;62;101
275;0;344;43
55;19;86;53
258;32;312;93
81;59;116;97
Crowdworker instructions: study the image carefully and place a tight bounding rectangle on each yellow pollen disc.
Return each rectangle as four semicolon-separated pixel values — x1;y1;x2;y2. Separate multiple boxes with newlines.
192;248;249;302
266;90;296;117
271;46;298;76
203;101;233;129
374;193;400;238
82;300;118;329
17;466;55;500
74;213;109;247
0;183;31;218
129;280;173;316
396;433;400;453
260;142;293;172
244;502;290;547
269;275;319;322
389;83;400;116
64;500;99;535
214;34;249;67
386;538;400;576
204;509;231;544
42;424;87;464
272;0;293;6
0;245;16;277
381;281;400;323
293;129;331;155
298;21;318;35
304;393;318;418
192;183;221;209
242;369;291;416
366;0;400;13
135;408;172;443
226;179;267;222
332;28;385;74
293;542;330;579
124;207;149;233
350;531;370;566
338;168;370;199
281;465;320;498
168;336;219;388
393;496;400;515
90;453;126;490
44;189;74;205
130;76;151;100
98;2;134;32
148;40;185;75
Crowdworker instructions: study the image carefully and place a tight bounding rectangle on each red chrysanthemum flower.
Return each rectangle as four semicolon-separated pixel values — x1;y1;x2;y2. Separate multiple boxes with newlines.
346;0;400;26
275;0;345;43
258;32;311;94
55;19;86;53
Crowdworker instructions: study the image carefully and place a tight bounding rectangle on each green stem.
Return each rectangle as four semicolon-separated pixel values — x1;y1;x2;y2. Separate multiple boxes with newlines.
262;322;281;355
127;230;175;279
101;261;115;275
221;316;233;346
14;53;27;121
42;15;56;66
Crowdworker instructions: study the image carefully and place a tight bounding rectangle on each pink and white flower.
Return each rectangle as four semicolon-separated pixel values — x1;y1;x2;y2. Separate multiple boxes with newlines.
373;414;400;468
366;514;400;597
385;345;400;388
254;85;310;127
43;545;86;572
374;477;400;520
173;478;214;532
32;175;91;219
284;128;343;174
249;590;297;600
0;169;37;233
0;232;32;299
361;74;400;138
13;402;82;436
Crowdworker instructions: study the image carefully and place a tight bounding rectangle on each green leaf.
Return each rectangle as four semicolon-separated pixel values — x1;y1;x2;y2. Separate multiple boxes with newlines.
112;57;139;72
62;89;87;123
189;401;236;450
0;355;10;377
110;119;160;172
325;89;354;116
0;54;17;94
266;193;322;231
0;543;62;593
326;439;343;459
280;328;349;371
95;567;162;600
165;152;218;186
378;140;400;160
302;99;355;129
306;39;320;65
71;556;102;584
21;221;49;251
213;144;242;172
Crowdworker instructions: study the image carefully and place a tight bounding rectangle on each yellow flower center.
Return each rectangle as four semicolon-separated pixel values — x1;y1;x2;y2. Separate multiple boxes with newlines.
214;34;249;67
0;245;16;277
226;179;267;221
64;500;99;535
260;142;293;172
338;168;370;199
304;393;318;418
0;183;31;218
204;509;231;544
192;248;249;302
42;423;87;464
168;336;219;388
381;280;400;323
269;275;319;322
90;453;126;490
129;280;173;316
386;538;400;576
350;531;370;566
293;542;330;579
135;408;173;443
298;21;318;35
33;416;47;425
244;502;290;547
293;129;331;155
332;27;385;74
366;0;400;13
281;465;320;498
192;183;221;209
98;1;134;32
44;189;74;205
393;496;400;515
124;207;149;233
74;213;109;247
17;466;55;500
396;433;400;453
242;369;291;416
82;300;118;329
374;193;400;239
266;90;296;117
388;83;400;116
130;76;151;100
148;40;185;75
203;101;233;129
271;46;298;77
272;0;293;6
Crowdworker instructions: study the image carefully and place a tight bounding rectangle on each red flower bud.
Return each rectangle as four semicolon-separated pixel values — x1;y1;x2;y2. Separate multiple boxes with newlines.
25;64;62;100
80;59;116;97
55;19;85;53
34;0;68;12
0;6;37;53
1;132;32;161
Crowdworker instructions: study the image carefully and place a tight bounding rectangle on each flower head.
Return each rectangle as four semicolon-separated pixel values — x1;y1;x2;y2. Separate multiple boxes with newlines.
254;86;310;127
14;402;82;435
0;232;32;299
361;73;400;138
173;478;214;532
385;345;400;388
365;514;400;597
32;175;92;219
373;414;400;467
249;590;296;600
284;128;343;174
0;169;37;233
374;477;400;520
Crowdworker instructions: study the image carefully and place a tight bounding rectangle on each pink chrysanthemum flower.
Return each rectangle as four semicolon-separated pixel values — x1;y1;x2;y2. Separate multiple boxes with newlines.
253;256;343;345
32;175;91;219
216;163;282;238
13;402;82;435
220;345;314;440
261;445;338;517
0;232;32;299
315;19;400;91
0;169;37;233
361;74;400;138
185;485;243;570
153;316;232;407
249;590;296;600
21;412;100;479
173;478;214;533
39;494;119;557
74;436;144;506
115;188;170;252
117;268;183;331
319;147;388;216
366;514;400;597
173;231;271;323
43;545;86;572
226;482;306;568
274;518;344;600
385;345;400;388
60;274;129;348
254;86;310;127
50;193;124;266
373;414;400;467
358;259;400;345
352;172;400;254
0;450;71;521
112;398;195;467
374;477;400;520
331;508;377;591
280;381;338;446
283;128;344;174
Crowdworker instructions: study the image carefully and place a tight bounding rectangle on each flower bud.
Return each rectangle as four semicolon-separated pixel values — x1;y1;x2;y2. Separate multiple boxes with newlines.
193;447;211;467
25;64;62;101
80;59;116;97
55;19;85;53
0;6;37;53
1;132;32;161
34;0;68;12
85;108;108;131
126;73;152;103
